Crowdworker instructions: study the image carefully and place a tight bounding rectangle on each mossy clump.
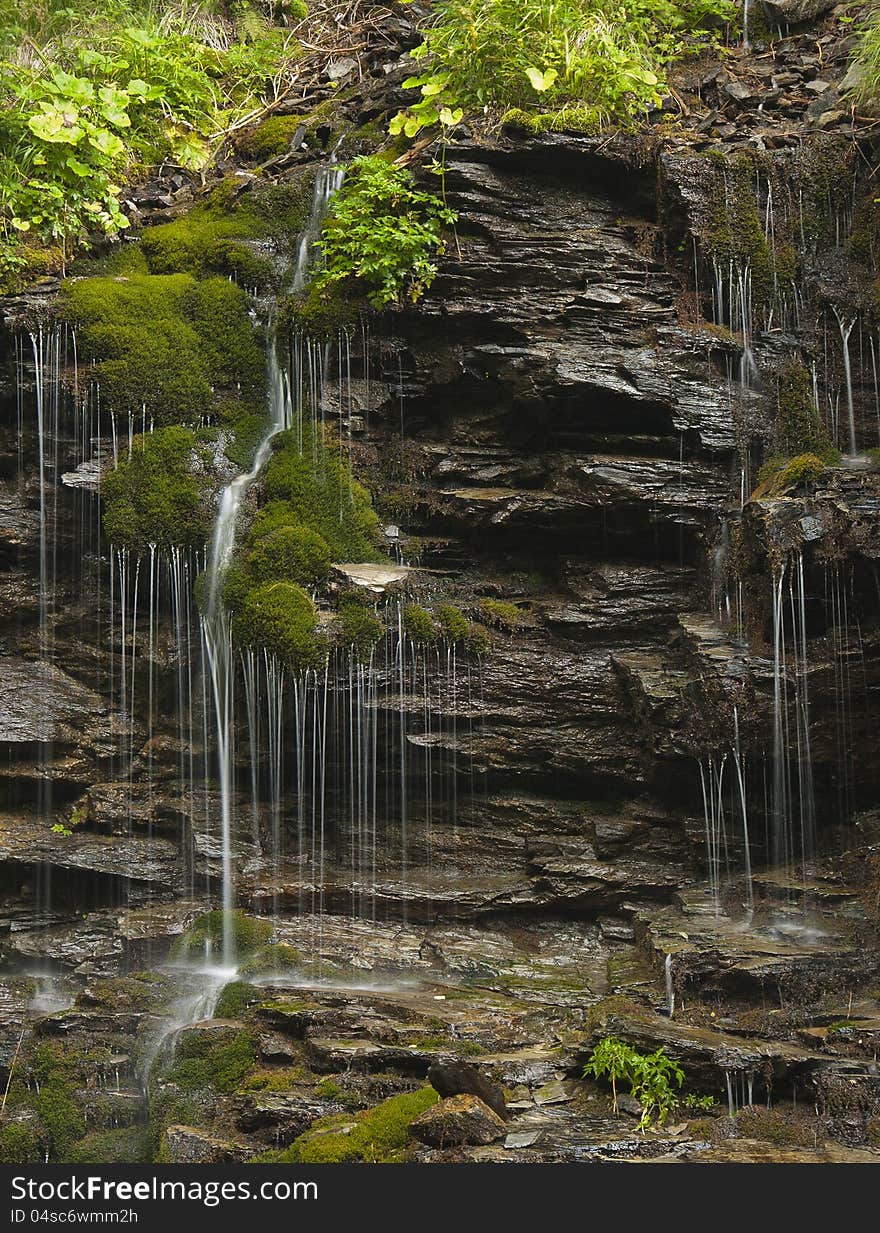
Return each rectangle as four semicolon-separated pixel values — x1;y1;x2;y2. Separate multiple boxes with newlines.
258;1086;439;1163
263;430;380;559
403;603;436;642
476;598;523;631
65;1126;150;1165
101;426;210;551
465;623;491;656
140;212;271;287
735;1106;816;1147
234;581;328;672
336;597;384;660
214;980;264;1019
772;360;834;458
235;114;306;161
237;942;301;976
0;1116;45;1164
61;273;264;423
757;452;831;496
502;104;602;135
173;910;273;960
436;604;470;642
246;522;332;588
278;283;365;340
239;1066;308;1094
165;1027;258;1095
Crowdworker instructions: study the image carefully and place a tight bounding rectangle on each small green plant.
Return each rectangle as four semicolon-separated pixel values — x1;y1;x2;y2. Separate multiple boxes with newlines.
583;1036;684;1130
683;1092;717;1112
312;155;457;309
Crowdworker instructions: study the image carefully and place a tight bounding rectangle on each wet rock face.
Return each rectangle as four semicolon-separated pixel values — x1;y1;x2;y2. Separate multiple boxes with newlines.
410;1093;507;1147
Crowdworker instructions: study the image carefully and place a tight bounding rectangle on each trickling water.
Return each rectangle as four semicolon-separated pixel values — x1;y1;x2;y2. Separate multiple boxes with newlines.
201;166;342;965
664;952;675;1018
833;307;858;456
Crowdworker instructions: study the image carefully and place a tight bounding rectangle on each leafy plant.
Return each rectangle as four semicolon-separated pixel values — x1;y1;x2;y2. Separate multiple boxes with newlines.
583;1036;684;1129
0;2;299;283
311;155;457;309
391;0;737;138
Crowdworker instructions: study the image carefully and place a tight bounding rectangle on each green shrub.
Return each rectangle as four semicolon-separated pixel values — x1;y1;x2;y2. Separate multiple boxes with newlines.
402;603;437;642
312;155;456;309
391;0;737;138
0;1118;43;1164
0;8;299;285
65;1126;150;1165
259;1086;439;1163
583;1036;684;1129
465;623;491;656
101;425;210;550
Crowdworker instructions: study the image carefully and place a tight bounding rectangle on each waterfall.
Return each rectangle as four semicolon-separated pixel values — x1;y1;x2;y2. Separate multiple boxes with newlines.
200;165;342;966
832;307;857;455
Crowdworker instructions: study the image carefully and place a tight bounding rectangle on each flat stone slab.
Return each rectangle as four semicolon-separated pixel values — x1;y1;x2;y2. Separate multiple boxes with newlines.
0;659;108;744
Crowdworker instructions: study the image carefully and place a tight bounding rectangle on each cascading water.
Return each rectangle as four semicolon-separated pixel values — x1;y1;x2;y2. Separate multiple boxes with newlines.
201;165;342;966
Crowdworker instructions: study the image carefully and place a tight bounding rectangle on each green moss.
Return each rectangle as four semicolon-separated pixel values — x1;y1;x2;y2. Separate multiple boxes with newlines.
278;283;365;340
66;1126;150;1165
735;1106;816;1146
233;581;327;672
214;980;263;1019
402;604;436;642
60;273;264;423
239;1066;308;1093
757;451;833;496
246;523;332;588
465;623;491;656
101;425;210;551
313;1077;363;1110
236;114;306;161
476;599;523;631
258;1086;439;1164
262;430;380;560
35;1076;85;1162
436;604;469;642
173;910;273;960
336;597;384;660
0;1118;44;1164
237;943;301;976
166;1028;257;1095
502;104;602;134
773;361;834;458
140;211;271;287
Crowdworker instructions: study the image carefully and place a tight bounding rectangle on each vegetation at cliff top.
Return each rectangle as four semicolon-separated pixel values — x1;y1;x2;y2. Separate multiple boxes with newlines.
392;0;738;138
847;5;880;109
0;0;306;288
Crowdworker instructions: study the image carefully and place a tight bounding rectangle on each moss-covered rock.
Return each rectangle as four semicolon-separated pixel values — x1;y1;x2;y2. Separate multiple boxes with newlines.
60;273;264;424
165;1024;257;1095
173;910;273;960
101;425;211;551
436;604;470;642
246;523;332;588
335;597;384;660
235;114;306;162
402;603;436;642
234;580;328;671
257;1086;439;1163
237;942;301;976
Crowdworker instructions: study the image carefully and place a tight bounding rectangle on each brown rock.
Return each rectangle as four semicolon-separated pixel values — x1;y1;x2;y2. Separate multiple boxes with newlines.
410;1094;507;1148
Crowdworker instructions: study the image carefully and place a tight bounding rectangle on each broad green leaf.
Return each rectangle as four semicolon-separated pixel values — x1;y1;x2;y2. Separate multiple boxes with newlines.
525;66;559;93
388;113;407;136
87;128;125;158
28;110;83;145
10;217;30;232
65;156;92;177
439;107;463;127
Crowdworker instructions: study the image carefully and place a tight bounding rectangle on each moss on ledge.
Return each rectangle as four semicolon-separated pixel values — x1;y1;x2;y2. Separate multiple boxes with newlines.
60;273;264;424
173;910;273;960
256;1086;439;1163
101;425;211;551
234;580;328;672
